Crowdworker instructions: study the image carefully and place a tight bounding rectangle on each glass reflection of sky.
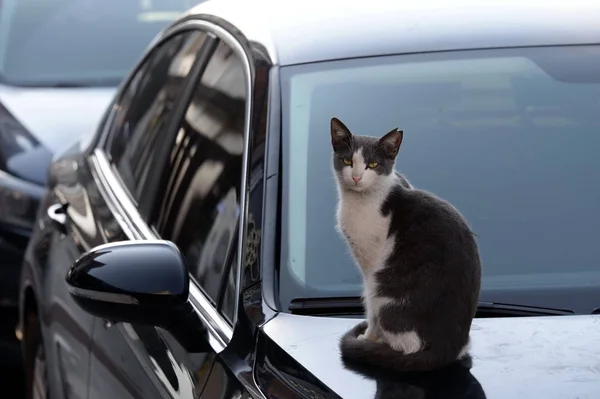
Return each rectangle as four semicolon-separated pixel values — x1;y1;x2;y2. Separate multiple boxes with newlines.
216;198;240;219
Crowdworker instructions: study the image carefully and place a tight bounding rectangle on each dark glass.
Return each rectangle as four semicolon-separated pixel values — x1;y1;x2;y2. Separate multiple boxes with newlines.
106;31;208;203
279;45;600;313
152;40;247;309
0;0;191;86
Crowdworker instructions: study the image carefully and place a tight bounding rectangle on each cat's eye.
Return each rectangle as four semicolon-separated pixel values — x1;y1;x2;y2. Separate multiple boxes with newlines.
367;162;378;169
343;158;352;165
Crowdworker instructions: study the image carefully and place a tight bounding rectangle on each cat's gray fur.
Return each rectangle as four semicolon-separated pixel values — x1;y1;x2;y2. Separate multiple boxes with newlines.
330;116;482;373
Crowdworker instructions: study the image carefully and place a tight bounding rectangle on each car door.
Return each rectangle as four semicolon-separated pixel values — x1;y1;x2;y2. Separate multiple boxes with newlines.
38;154;109;399
81;26;222;398
85;18;256;398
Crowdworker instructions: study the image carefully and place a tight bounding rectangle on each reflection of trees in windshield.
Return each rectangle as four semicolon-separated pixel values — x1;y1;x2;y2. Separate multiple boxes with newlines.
0;0;191;86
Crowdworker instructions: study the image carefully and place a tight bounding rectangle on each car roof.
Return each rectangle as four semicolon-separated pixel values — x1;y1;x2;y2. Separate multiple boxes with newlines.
186;0;600;66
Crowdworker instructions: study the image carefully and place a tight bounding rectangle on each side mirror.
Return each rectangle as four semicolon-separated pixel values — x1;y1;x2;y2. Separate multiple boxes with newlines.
66;240;209;352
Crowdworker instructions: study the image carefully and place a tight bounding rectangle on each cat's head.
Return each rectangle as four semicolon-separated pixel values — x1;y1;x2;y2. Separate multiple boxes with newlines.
330;117;403;193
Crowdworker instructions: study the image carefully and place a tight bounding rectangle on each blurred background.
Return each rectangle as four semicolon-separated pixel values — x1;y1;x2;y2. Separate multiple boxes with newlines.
0;0;201;394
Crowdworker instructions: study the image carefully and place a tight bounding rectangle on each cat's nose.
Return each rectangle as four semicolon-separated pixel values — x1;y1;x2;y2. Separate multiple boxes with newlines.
352;176;362;183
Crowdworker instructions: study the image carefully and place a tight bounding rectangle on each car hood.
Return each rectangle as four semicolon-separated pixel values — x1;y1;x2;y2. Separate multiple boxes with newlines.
0;84;115;155
262;313;600;399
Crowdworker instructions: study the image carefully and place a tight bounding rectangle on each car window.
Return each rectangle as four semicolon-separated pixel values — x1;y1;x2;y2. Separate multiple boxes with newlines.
151;39;247;320
105;31;209;204
278;45;600;312
0;0;194;87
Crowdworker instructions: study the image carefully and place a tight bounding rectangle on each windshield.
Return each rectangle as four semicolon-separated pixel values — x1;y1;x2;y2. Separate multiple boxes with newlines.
0;0;193;87
279;45;600;314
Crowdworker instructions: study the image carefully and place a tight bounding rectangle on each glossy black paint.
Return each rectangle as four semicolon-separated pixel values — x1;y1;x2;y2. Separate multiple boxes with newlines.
65;240;214;354
265;311;600;398
18;147;107;397
0;82;112;343
255;329;335;398
66;241;189;308
66;240;190;321
16;1;600;399
19;120;217;398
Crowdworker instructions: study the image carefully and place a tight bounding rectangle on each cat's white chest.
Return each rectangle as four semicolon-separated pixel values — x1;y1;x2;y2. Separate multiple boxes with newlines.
337;194;392;273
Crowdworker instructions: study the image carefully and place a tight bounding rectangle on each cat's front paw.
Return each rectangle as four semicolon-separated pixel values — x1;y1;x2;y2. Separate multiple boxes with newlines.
357;329;383;343
357;334;385;344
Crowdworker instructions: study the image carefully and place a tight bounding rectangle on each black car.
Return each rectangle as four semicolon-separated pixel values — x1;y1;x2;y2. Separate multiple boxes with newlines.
16;0;600;398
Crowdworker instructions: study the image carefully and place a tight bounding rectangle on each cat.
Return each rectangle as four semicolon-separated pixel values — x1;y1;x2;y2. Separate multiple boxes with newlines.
330;116;482;373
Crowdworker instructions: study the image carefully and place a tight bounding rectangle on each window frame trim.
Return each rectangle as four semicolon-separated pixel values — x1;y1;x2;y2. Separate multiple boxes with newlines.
87;17;255;352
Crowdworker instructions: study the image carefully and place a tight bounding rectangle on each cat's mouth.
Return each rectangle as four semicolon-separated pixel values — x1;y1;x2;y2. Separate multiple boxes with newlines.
347;181;368;192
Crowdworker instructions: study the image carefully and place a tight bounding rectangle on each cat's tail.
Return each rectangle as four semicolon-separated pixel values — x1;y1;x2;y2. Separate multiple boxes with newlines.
339;321;470;373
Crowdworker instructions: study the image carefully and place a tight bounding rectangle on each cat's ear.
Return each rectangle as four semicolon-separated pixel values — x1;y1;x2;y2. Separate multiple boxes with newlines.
379;128;403;159
331;117;352;151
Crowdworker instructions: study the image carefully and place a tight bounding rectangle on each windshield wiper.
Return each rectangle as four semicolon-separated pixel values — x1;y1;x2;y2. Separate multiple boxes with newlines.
476;302;573;317
289;297;574;317
289;297;364;316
